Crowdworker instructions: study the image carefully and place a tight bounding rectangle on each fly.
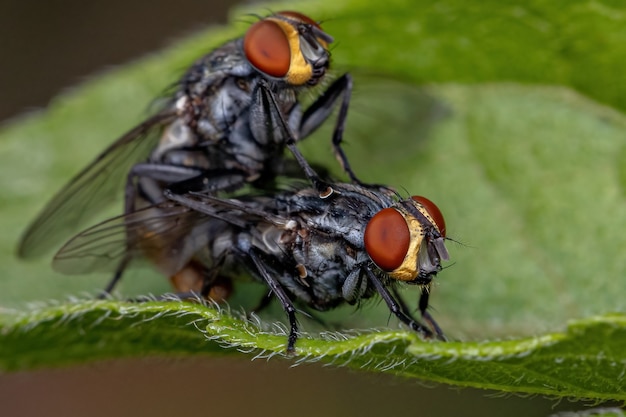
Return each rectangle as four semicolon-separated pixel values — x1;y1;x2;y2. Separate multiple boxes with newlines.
18;11;359;294
54;182;450;352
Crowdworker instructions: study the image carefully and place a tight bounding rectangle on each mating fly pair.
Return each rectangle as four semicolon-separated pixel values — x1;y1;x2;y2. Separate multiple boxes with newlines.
18;11;451;350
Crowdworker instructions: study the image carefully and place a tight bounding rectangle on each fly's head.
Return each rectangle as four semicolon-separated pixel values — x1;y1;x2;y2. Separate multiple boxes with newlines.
364;196;449;287
243;11;332;87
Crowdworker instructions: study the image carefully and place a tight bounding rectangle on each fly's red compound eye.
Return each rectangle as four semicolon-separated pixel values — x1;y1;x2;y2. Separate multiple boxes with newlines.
244;19;291;78
364;208;410;271
278;11;321;28
412;196;446;237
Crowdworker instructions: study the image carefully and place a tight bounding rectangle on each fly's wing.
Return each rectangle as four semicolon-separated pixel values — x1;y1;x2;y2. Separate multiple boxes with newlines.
18;111;178;259
53;201;215;276
169;190;286;227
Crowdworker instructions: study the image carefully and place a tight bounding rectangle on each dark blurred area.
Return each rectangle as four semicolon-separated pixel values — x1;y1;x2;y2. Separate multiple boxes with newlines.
4;357;612;417
0;0;234;122
0;1;613;416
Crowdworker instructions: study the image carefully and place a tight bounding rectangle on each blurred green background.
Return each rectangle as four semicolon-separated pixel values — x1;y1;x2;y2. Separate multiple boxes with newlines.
1;0;624;415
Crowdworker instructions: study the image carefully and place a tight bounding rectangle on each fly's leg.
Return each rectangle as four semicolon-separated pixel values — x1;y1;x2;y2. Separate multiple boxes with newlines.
96;257;130;299
364;268;434;339
418;286;446;341
251;291;274;315
391;285;446;341
250;292;331;329
246;291;274;325
390;285;415;318
124;163;206;212
254;80;333;198
285;142;334;198
248;248;299;353
299;73;362;185
166;169;250;196
126;164;248;212
98;256;139;299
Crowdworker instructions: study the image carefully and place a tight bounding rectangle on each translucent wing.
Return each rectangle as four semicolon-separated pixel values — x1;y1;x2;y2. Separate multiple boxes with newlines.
53;202;214;276
18;111;178;259
52;191;291;277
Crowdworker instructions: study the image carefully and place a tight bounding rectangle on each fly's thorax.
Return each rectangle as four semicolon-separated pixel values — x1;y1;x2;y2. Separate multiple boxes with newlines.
159;75;272;174
364;196;449;284
275;185;378;251
184;39;252;90
243;11;332;87
179;47;257;143
204;77;254;133
282;208;365;278
186;76;254;143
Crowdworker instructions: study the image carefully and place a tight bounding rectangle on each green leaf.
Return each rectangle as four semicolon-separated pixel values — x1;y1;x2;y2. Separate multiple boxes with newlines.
2;0;626;401
2;301;626;401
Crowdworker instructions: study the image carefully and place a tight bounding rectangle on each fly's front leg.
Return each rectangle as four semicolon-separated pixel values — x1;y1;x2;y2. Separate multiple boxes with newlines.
365;268;434;340
252;80;333;198
299;73;362;185
391;285;446;341
418;286;446;341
